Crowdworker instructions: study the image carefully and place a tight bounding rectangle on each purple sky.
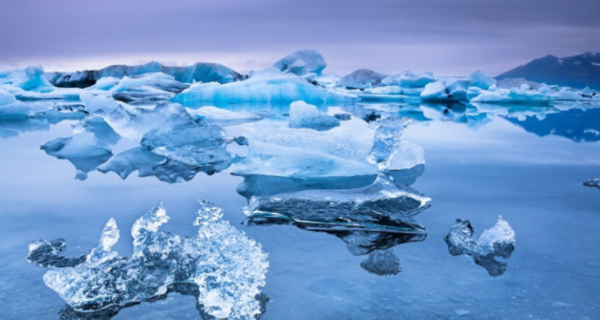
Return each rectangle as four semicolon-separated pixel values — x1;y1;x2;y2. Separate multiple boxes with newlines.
1;0;599;76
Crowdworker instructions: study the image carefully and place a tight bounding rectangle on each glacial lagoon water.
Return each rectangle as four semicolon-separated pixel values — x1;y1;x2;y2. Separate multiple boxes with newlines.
1;102;599;320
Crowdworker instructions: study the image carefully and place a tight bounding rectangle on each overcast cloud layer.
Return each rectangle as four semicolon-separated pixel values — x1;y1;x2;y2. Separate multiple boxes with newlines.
1;0;599;75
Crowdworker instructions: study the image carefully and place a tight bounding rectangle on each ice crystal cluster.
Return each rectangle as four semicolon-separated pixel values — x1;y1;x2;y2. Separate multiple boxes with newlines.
27;200;269;320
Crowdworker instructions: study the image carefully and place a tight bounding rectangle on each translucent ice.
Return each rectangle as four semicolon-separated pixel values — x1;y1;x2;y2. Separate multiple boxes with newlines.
421;78;470;101
444;216;516;276
186;106;263;126
41;132;113;180
288;100;340;131
337;69;387;89
233;116;424;178
273;50;327;76
28;200;268;320
469;85;553;104
468;70;496;90
172;67;351;107
380;71;437;88
583;177;600;189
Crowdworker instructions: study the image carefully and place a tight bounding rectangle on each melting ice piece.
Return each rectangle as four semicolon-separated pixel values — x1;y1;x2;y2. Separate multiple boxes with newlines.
288;100;340;131
27;200;269;320
41;132;113;180
583;177;600;189
421;78;470;101
337;69;387;89
233;116;424;178
444;216;516;276
172;67;353;107
360;249;402;276
273;50;327;76
380;71;437;88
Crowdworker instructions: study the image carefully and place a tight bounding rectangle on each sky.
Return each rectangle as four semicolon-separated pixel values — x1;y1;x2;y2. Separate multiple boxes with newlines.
1;0;599;76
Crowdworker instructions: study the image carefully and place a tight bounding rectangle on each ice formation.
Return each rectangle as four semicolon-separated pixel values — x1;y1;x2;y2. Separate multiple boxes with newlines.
172;67;352;107
288;100;340;131
273;50;327;76
380;71;437;88
233;115;425;178
444;216;516;276
28;200;269;320
41;132;113;180
468;70;496;90
47;61;243;88
337;69;387;89
583;177;600;189
421;78;470;101
243;117;430;232
0;66;54;92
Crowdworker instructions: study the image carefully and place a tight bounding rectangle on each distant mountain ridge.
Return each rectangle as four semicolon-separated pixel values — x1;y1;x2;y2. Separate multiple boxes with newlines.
496;52;600;90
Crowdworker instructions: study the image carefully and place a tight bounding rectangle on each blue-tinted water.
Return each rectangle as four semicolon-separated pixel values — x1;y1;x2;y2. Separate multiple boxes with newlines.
1;102;599;320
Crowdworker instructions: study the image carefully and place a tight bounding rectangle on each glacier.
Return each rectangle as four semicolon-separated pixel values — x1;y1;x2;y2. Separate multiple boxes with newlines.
27;200;269;320
444;216;516;276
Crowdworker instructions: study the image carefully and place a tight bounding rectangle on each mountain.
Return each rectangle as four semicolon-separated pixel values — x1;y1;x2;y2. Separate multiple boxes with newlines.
496;52;600;90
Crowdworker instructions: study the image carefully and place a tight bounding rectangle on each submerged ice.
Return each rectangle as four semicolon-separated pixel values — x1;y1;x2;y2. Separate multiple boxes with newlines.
444;216;516;276
28;200;268;320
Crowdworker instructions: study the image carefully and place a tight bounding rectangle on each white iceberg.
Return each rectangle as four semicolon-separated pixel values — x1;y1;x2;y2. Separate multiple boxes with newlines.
273;50;327;76
421;78;470;101
288;100;340;131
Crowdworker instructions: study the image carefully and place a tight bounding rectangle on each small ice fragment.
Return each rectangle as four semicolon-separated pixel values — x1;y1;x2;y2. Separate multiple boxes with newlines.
583;177;600;189
444;216;516;276
288;101;340;131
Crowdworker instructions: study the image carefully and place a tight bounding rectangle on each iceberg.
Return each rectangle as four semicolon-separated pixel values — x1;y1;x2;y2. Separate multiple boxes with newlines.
583;177;599;189
233;115;424;178
468;70;496;90
288;100;340;131
0;66;55;93
243;117;430;232
421;78;470;101
48;61;243;88
444;216;516;276
28;200;269;320
469;85;553;104
40;132;113;180
273;50;327;76
172;67;352;107
337;69;387;89
186;106;263;126
380;71;437;88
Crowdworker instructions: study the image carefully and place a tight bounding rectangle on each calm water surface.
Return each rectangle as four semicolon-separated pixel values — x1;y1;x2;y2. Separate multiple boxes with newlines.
0;102;599;320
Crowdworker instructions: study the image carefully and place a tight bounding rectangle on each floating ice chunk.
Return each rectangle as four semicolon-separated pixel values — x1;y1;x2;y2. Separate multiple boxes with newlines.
360;249;401;276
381;71;437;88
421;78;470;101
444;216;516;276
233;116;424;178
49;61;243;88
0;89;17;106
0;66;54;92
186;106;263;126
173;67;351;107
337;69;387;89
273;50;327;76
112;72;189;94
468;70;496;90
583;177;600;189
41;132;113;180
27;239;86;268
288;100;340;131
28;200;268;320
469;86;554;104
